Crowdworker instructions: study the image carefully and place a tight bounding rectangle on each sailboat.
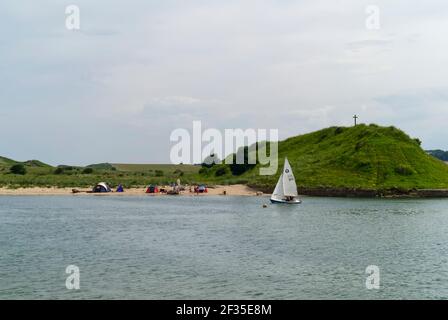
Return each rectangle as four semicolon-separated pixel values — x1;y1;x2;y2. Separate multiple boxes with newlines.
270;157;301;204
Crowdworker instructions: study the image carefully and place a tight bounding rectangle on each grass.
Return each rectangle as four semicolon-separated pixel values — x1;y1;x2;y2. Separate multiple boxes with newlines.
0;156;17;166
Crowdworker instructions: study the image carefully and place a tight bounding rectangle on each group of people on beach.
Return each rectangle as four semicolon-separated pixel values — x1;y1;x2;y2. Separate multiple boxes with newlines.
89;182;209;195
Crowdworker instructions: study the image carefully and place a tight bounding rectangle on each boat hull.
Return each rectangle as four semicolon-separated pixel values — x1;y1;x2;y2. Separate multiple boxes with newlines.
270;198;302;204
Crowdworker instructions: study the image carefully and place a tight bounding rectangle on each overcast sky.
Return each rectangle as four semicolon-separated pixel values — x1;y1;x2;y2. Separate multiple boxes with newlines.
1;0;447;165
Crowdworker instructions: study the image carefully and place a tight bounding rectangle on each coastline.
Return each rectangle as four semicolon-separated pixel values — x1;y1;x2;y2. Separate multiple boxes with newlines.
251;185;448;198
0;184;262;196
297;187;448;198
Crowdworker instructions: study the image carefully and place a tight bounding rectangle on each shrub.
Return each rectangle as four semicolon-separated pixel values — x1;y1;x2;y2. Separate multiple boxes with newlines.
173;169;184;176
82;168;93;174
317;133;328;143
229;147;256;175
215;166;228;177
155;170;164;177
355;160;371;171
335;127;344;135
10;164;26;175
395;165;415;176
413;138;422;146
54;167;64;175
355;141;364;151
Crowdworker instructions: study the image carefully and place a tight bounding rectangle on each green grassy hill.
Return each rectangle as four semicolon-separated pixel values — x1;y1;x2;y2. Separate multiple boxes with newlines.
23;160;52;167
0;157;51;168
201;124;448;192
0;156;17;167
86;163;116;170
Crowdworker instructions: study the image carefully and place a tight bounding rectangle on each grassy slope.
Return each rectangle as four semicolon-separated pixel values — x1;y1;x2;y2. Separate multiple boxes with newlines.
203;124;448;191
0;156;17;166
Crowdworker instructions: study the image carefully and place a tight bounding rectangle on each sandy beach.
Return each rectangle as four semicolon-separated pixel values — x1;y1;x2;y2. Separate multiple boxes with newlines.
0;184;262;196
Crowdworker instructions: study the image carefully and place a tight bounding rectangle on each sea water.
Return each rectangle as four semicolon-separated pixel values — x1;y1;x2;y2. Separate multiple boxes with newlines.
1;195;448;299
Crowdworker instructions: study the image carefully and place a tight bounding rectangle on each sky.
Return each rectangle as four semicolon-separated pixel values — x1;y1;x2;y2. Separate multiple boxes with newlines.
1;0;448;165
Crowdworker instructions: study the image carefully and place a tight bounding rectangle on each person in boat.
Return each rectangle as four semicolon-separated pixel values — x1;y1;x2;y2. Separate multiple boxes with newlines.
285;196;294;201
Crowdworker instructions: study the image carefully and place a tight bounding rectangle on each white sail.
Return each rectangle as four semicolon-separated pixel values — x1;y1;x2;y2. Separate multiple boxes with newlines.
271;173;284;200
282;158;298;197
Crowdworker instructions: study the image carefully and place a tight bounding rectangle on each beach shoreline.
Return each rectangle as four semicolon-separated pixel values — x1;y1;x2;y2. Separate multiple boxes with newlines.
2;185;448;198
0;184;262;196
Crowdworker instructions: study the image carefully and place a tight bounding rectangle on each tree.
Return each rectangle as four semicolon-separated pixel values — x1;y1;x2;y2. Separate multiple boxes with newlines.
54;167;64;175
10;164;26;175
215;166;228;177
229;146;257;175
413;138;422;146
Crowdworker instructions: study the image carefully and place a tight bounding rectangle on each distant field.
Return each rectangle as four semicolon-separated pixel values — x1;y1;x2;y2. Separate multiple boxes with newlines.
112;163;200;173
0;161;205;188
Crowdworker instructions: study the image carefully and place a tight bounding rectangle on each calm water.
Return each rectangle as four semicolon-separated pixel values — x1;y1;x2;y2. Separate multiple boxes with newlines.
1;195;448;299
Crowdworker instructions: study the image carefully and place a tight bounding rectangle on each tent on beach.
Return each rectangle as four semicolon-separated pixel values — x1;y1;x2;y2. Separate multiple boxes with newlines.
92;182;112;193
195;185;208;193
146;185;159;193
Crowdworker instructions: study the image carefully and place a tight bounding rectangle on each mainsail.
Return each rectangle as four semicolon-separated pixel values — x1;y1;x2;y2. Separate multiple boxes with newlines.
282;158;298;197
272;173;284;198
